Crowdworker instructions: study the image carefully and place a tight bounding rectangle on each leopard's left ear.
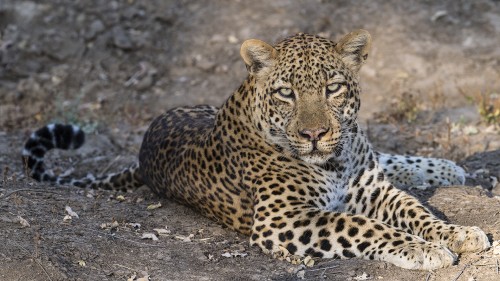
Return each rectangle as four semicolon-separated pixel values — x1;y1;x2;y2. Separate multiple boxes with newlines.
240;39;278;76
335;29;371;73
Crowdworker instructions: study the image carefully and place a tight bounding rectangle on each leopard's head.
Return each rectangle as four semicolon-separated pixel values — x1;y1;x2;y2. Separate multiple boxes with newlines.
240;30;371;165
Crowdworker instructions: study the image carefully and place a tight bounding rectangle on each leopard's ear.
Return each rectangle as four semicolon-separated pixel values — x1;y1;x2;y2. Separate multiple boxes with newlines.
240;39;278;76
335;29;371;73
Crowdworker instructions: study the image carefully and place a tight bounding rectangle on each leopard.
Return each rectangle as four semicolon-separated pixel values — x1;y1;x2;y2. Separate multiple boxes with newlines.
22;30;490;270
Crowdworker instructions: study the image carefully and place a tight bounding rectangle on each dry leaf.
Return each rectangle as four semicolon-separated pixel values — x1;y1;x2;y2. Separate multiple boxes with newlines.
65;206;79;218
147;202;162;210
116;195;126;202
174;234;194;242
303;256;315;267
18;216;30;228
78;260;86;267
63;215;72;222
153;228;171;235
141;233;159;241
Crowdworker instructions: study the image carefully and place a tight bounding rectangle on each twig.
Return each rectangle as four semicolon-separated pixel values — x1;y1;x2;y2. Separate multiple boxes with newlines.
1;188;62;201
114;263;139;272
14;243;53;281
101;155;122;174
425;272;431;281
306;265;339;272
472;263;496;267
451;264;468;281
451;255;491;281
88;229;168;248
1;188;34;199
35;258;54;281
496;259;499;275
321;268;327;279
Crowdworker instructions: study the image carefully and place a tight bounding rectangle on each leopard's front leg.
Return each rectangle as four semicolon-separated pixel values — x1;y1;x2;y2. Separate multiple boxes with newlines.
344;164;490;254
251;204;456;270
250;177;456;270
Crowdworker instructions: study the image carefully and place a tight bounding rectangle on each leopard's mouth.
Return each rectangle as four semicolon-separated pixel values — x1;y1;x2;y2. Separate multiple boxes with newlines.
297;149;332;165
292;137;345;165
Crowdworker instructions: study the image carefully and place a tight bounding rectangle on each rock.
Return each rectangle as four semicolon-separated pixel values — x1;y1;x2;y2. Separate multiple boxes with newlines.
41;35;84;61
84;19;105;40
111;26;134;50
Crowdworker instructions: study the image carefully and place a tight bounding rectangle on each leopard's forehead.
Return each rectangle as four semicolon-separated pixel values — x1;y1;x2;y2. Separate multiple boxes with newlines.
270;33;346;89
274;33;337;58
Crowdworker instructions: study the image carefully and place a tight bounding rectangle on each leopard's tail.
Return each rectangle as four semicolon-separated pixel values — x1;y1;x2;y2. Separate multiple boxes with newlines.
22;124;143;191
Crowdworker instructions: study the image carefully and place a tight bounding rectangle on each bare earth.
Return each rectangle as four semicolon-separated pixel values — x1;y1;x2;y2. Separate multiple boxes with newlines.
1;1;499;280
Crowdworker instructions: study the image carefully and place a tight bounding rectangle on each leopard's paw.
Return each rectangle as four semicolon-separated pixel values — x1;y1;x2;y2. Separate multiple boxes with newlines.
384;242;457;270
445;226;491;253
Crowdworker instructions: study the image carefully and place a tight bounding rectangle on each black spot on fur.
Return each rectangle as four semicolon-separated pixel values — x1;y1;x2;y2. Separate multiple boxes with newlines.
299;230;313;245
348;227;359;237
335;218;345;232
286;243;298;254
337;236;352;248
357;242;371;252
320;239;332;251
342;249;356;258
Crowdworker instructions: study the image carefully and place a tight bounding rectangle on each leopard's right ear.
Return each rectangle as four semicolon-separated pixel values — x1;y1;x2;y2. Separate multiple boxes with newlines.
335;29;371;73
240;39;278;76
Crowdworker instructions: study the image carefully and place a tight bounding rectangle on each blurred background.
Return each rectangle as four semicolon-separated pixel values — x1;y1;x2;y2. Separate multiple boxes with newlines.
1;0;499;156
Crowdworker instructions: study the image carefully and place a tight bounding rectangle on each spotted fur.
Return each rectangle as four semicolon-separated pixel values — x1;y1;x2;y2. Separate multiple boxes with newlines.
23;30;489;270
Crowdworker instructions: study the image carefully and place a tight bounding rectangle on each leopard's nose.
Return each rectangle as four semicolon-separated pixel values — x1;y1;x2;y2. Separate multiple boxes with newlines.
299;127;329;141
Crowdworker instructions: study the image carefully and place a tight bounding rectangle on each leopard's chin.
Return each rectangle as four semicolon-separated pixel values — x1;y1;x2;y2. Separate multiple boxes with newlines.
299;151;332;165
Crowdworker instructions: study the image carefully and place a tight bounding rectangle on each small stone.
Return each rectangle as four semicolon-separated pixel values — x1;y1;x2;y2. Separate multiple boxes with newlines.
112;26;134;50
85;19;105;40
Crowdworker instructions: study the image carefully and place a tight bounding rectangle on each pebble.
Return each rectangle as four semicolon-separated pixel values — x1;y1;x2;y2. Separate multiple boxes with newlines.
111;26;134;50
85;19;105;40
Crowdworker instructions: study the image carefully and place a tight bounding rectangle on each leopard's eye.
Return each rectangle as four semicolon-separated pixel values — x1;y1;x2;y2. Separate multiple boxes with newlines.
326;83;345;97
276;88;295;99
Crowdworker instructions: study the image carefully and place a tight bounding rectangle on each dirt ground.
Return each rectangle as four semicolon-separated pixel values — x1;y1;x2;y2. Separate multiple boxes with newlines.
1;0;500;280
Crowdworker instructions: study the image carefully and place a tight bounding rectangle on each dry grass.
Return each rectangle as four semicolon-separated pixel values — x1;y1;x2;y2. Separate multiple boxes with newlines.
375;91;420;123
459;87;500;125
476;92;500;125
